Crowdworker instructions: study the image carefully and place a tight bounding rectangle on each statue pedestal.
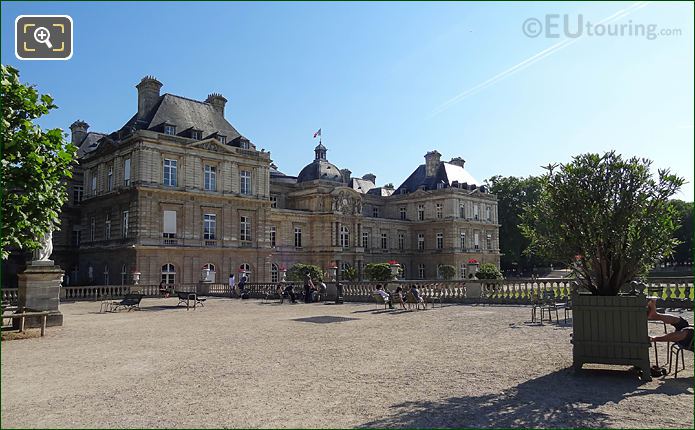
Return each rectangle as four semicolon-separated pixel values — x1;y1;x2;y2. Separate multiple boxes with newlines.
17;261;64;328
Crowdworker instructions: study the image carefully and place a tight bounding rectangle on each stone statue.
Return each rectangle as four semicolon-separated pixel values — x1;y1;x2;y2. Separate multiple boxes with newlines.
32;230;53;262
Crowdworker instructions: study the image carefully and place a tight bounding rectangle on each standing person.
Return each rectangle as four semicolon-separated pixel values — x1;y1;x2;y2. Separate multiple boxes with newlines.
303;273;314;303
238;274;248;298
317;281;327;302
228;273;235;298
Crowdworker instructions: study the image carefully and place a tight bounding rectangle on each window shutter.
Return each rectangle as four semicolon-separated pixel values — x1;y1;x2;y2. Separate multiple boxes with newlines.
163;210;177;234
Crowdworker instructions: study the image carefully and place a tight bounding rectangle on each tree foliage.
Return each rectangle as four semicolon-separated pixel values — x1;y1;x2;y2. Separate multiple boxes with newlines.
364;263;393;282
342;265;358;281
438;264;456;280
475;263;504;280
286;263;323;282
665;199;693;266
1;65;77;260
520;152;684;295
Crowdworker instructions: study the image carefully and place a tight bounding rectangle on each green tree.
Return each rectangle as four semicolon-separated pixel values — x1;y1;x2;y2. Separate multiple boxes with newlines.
665;199;693;266
475;263;503;280
520;152;684;296
364;263;392;282
486;175;551;274
286;263;323;282
342;265;358;281
438;264;456;280
1;65;77;260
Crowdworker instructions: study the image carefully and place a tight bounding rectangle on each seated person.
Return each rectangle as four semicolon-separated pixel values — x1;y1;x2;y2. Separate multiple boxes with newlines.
158;281;170;298
375;284;394;309
410;285;426;306
647;298;693;351
283;283;297;303
393;286;407;310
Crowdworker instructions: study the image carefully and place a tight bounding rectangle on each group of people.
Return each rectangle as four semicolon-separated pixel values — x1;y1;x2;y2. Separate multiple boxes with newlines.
274;273;326;304
227;273;248;298
374;284;424;310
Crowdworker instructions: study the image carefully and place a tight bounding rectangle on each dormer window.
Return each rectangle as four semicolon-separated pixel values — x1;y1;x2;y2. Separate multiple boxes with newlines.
191;130;202;140
163;125;176;135
241;140;250;150
218;135;226;144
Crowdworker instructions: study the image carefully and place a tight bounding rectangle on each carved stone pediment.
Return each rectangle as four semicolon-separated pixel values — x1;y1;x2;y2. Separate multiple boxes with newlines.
331;189;362;215
191;139;230;153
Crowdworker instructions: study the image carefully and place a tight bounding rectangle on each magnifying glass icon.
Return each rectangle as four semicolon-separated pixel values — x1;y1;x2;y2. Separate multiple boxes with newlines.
33;26;53;49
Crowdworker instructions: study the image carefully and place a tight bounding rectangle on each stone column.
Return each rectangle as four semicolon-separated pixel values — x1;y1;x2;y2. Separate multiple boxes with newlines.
17;261;64;327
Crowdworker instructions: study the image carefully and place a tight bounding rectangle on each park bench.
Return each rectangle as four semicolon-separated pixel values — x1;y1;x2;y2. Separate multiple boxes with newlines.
107;293;143;312
176;291;205;310
2;310;51;336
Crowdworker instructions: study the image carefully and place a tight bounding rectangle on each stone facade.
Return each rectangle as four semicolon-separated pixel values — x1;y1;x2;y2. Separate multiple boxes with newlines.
52;76;500;286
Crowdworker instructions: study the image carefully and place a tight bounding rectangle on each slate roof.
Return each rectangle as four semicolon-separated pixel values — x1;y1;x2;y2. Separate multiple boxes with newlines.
297;159;343;183
77;132;107;157
350;178;376;194
367;187;395;197
395;162;480;194
119;93;244;145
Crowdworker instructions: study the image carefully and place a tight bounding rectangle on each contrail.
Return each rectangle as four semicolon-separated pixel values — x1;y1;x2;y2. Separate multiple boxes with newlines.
428;2;650;118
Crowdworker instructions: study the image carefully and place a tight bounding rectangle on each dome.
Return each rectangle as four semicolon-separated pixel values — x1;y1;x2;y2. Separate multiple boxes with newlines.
297;159;343;183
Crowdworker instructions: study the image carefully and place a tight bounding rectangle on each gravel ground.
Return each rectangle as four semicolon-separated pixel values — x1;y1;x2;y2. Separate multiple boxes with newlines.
1;298;692;428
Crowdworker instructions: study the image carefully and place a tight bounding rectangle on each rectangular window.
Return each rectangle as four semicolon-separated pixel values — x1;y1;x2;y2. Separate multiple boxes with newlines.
398;233;405;250
105;213;111;240
460;265;466;279
486;233;492;250
418;233;425;250
459;202;465;218
204;214;216;240
241;140;250;150
270;196;277;208
417;204;425;221
164;125;176;135
486;206;491;221
362;232;369;249
73;186;83;205
436;203;443;219
191;130;202;140
163;210;177;238
294;227;302;248
460;232;466;250
72;229;81;247
90;217;96;242
269;226;276;247
218;135;226;144
124;158;131;186
204;165;217;191
399;207;406;220
240;170;251;195
163;159;177;187
418;264;425;279
122;211;129;238
91;172;97;194
372;207;379;218
474;232;480;250
107;166;113;191
240;216;251;241
474;204;479;220
436;232;443;249
381;233;388;250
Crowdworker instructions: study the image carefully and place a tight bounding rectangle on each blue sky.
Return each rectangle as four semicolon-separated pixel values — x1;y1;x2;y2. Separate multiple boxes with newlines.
2;1;693;199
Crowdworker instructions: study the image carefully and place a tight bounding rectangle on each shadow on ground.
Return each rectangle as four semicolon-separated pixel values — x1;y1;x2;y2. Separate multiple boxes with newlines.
358;367;693;428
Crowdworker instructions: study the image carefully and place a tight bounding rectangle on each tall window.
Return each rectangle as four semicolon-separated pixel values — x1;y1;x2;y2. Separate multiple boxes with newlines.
436;203;443;219
73;185;83;205
163;125;176;135
417;204;425;221
202;263;216;282
163;210;177;239
204;165;217;191
418;233;425;250
161;263;176;284
460;265;466;279
163;159;177;187
72;228;81;247
486;206;491;221
436;232;443;249
107;165;113;191
372;207;379;218
239;263;252;281
418;264;425;279
398;232;405;250
124;158;131;186
459;202;465;218
399;207;406;220
191;130;202;140
271;263;279;283
460;231;466;250
203;214;216;240
240;170;251;195
270;196;277;208
91;172;97;195
362;231;369;249
340;225;350;248
486;233;492;250
269;226;276;247
218;135;227;144
121;264;128;285
90;217;96;241
122;210;129;238
240;216;251;241
105;212;111;240
474;204;479;220
381;233;388;250
474;232;480;250
103;265;109;285
294;227;302;248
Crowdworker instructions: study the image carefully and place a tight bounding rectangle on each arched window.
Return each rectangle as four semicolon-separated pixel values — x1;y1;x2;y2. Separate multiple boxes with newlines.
340;262;351;279
239;263;251;282
202;263;216;282
103;265;110;285
271;263;279;283
121;264;128;285
162;263;176;284
340;225;350;248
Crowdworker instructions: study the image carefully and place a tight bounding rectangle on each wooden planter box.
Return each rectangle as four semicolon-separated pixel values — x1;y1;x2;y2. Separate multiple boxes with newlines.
572;291;651;381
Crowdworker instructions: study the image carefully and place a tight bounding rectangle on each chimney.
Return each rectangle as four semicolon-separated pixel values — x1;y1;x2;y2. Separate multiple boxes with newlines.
424;150;442;177
136;75;163;120
69;120;89;145
206;93;227;116
340;168;352;184
362;173;376;184
449;157;466;168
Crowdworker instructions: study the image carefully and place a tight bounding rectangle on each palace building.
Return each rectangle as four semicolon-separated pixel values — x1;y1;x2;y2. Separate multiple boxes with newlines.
52;76;500;286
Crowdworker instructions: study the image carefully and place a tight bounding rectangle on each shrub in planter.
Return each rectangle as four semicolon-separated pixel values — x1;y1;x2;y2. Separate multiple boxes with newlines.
287;264;323;282
475;263;503;280
438;265;456;280
364;263;392;282
521;151;684;379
